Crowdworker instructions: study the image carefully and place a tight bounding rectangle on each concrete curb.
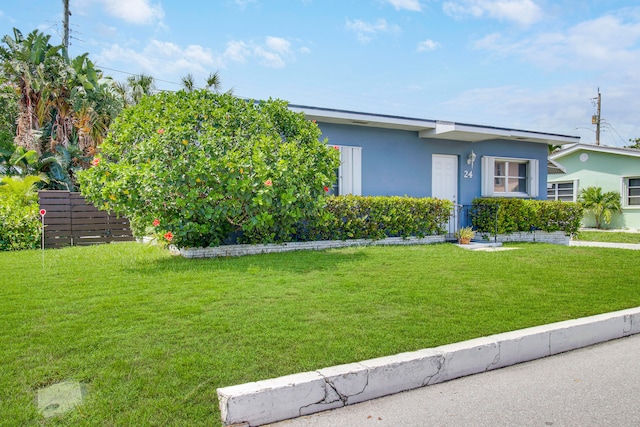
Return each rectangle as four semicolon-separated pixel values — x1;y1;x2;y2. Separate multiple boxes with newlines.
217;307;640;426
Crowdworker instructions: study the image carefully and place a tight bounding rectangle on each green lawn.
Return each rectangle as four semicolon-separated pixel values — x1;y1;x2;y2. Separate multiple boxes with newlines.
576;230;640;244
2;242;640;426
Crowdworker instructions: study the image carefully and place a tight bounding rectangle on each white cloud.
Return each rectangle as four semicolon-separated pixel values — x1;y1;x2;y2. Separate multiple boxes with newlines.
443;0;543;26
385;0;422;12
417;39;441;51
223;40;251;63
97;40;220;78
265;36;292;54
95;0;164;25
223;36;296;69
346;18;401;42
473;12;640;73
254;47;286;68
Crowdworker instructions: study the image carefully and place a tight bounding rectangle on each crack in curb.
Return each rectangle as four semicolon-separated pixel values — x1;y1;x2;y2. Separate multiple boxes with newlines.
299;370;370;415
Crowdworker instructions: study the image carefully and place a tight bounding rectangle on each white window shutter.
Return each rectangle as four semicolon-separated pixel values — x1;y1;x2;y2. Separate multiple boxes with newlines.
528;159;539;198
337;146;362;196
481;156;495;197
351;146;362;196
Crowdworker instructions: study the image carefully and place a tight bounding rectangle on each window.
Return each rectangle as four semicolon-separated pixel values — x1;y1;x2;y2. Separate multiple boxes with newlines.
481;156;539;198
333;145;362;195
547;181;576;202
625;177;640;207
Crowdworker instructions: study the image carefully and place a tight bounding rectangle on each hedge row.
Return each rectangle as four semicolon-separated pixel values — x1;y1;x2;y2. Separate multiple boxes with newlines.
296;195;453;242
471;197;583;236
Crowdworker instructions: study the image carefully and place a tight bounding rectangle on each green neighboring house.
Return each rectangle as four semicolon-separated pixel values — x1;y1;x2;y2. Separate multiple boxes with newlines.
549;144;640;230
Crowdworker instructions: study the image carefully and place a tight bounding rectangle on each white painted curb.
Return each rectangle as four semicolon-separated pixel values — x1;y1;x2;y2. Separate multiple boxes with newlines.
217;307;640;426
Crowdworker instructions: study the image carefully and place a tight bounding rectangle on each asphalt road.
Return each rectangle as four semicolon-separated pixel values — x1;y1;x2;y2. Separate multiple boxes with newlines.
268;333;640;427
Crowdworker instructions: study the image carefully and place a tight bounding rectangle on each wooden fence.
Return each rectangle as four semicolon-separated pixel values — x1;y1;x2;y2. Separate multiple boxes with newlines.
38;191;135;249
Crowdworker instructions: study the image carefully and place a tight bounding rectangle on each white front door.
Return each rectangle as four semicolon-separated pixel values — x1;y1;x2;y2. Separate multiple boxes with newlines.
432;154;458;234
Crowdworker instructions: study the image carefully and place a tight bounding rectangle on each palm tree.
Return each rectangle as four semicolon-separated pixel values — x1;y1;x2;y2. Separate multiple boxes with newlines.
578;186;622;229
126;73;155;105
206;70;233;95
181;73;195;92
0;28;67;155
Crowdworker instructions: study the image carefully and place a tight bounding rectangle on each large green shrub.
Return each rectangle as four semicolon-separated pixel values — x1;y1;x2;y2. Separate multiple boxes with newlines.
77;91;340;248
471;197;583;236
303;195;452;241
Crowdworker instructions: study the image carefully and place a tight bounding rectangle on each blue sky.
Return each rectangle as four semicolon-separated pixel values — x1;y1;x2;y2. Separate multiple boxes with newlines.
2;0;639;146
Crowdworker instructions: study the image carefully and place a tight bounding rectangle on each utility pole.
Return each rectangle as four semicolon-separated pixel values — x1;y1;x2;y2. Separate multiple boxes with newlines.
62;0;71;59
592;88;601;145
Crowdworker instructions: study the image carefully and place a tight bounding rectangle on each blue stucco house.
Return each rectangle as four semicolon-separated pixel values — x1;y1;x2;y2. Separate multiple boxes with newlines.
290;105;580;210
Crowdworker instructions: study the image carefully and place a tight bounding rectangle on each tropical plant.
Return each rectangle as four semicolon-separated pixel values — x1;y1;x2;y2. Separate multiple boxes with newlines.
77;91;341;248
119;73;156;106
0;174;47;201
181;73;195;92
0;28;68;154
0;27;124;190
180;70;231;94
578;186;622;229
455;226;474;243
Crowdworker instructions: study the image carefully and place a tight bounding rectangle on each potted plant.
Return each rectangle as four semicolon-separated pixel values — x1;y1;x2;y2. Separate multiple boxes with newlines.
455;226;475;244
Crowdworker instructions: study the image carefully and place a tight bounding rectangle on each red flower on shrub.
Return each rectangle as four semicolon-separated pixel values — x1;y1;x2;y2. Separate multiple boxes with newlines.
157;128;165;134
91;158;100;166
333;145;340;150
324;186;329;192
153;219;160;227
264;179;273;187
164;231;174;241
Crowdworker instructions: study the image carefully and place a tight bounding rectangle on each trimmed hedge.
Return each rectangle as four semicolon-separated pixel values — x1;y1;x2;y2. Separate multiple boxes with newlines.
471;197;583;236
300;195;453;241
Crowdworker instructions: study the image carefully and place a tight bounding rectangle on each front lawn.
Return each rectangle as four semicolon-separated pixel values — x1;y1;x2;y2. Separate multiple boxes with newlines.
2;242;639;425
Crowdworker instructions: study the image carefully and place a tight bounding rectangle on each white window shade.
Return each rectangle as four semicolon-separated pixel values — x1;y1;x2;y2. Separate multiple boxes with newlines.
481;155;539;198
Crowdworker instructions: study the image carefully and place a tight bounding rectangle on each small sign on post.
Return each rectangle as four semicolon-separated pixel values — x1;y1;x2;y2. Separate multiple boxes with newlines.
40;209;46;266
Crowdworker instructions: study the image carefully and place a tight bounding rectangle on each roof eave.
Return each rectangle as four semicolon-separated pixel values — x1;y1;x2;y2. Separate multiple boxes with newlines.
290;104;580;145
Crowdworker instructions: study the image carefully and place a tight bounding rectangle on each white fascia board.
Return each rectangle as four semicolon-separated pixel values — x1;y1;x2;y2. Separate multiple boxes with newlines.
548;158;567;175
420;121;580;144
289;104;580;144
288;105;436;132
551;143;640;160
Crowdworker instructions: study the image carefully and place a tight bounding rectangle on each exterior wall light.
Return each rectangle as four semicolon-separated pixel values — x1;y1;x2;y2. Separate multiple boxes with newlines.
467;150;477;169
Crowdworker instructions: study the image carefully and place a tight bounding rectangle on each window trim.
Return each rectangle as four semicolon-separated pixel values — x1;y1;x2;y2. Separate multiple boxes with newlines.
547;179;578;202
623;176;640;209
481;156;539;198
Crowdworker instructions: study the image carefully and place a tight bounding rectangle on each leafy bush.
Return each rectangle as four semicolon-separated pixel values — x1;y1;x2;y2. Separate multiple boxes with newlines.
77;91;340;248
302;195;453;241
578;186;621;229
0;176;42;250
471;197;583;236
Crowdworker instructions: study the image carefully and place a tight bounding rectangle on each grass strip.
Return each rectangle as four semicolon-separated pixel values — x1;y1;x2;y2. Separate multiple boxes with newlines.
576;230;640;243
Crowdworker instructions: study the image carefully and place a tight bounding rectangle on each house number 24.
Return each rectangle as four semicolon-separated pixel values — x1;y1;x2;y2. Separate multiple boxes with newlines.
463;170;473;179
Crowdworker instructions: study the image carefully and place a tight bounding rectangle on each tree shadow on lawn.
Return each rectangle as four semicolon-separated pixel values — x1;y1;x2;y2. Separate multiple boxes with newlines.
129;246;370;276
